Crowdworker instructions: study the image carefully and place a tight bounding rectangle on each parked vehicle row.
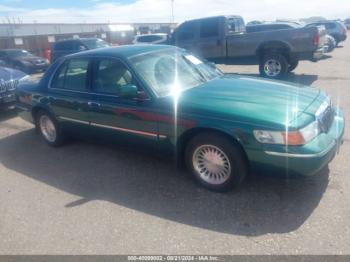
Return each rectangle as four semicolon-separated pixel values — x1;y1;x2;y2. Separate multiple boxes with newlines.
15;45;345;192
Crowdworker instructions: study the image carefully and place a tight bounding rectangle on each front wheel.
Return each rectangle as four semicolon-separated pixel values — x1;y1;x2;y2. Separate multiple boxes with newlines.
259;53;288;79
35;110;64;146
185;132;247;192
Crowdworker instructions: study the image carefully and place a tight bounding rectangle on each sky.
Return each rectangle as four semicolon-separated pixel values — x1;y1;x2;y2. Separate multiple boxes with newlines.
0;0;349;24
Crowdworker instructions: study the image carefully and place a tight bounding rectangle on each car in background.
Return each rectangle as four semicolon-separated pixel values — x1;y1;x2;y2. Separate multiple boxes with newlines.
306;21;347;46
51;38;110;62
345;19;350;30
133;33;169;45
171;15;326;79
0;49;49;74
16;45;344;192
0;66;28;109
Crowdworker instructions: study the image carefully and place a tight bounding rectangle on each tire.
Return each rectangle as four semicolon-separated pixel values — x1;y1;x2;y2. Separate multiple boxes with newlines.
288;59;299;72
185;132;247;192
259;53;288;79
35;110;64;147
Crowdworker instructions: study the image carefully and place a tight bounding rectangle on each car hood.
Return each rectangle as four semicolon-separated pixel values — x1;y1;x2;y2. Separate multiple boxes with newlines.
0;66;28;82
178;74;322;129
13;55;47;64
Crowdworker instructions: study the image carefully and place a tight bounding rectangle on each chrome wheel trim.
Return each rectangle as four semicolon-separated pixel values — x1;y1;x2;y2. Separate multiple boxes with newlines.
192;145;232;185
39;115;57;143
264;59;282;77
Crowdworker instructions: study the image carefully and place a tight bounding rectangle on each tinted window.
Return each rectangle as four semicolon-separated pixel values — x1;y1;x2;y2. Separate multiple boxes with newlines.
227;18;245;34
137;35;162;43
177;22;196;41
54;41;74;51
93;59;133;96
200;18;219;38
51;59;89;91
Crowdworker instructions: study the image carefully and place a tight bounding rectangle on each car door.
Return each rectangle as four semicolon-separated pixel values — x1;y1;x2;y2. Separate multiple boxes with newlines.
197;17;225;59
88;57;159;148
48;57;92;133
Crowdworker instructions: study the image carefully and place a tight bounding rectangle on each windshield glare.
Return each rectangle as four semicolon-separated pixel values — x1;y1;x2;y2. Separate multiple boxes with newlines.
129;49;222;97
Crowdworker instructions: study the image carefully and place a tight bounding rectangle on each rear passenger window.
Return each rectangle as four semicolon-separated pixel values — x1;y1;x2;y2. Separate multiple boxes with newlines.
93;59;133;96
51;59;89;91
200;18;219;38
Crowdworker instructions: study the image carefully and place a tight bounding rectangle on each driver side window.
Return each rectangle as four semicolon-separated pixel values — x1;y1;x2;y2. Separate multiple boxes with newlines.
92;59;134;96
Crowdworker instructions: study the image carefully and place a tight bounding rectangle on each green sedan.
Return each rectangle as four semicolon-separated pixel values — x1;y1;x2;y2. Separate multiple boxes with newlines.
16;45;345;192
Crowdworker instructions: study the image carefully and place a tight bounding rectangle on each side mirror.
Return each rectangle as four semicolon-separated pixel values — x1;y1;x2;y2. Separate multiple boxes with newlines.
120;84;138;99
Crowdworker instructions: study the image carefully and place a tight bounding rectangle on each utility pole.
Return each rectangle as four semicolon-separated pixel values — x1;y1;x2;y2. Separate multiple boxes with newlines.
171;0;174;23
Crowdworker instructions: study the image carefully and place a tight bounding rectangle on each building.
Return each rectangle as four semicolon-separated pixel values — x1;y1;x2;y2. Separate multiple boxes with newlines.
0;22;177;56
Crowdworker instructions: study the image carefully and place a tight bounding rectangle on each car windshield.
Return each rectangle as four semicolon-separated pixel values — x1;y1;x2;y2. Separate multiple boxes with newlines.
81;39;109;49
6;50;33;57
129;49;222;97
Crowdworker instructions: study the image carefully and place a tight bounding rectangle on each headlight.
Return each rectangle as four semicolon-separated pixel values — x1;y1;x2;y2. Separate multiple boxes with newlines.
254;121;320;146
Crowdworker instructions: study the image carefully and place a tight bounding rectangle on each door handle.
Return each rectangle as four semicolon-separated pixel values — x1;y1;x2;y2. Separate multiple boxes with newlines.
88;101;101;107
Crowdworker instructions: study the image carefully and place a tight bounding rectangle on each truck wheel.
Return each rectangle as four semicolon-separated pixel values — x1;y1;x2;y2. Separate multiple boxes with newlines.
259;53;288;79
288;60;299;72
35;110;64;147
185;132;247;192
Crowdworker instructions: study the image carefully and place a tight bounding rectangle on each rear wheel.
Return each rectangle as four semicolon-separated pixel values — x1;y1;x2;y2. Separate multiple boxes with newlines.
35;110;64;146
185;132;247;192
259;53;288;79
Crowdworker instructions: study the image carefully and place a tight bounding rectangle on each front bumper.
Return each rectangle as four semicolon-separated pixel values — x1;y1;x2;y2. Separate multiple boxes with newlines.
0;92;16;107
249;108;345;176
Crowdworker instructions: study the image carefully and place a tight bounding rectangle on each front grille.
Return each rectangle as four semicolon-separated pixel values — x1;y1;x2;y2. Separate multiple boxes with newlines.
318;105;334;133
0;80;17;93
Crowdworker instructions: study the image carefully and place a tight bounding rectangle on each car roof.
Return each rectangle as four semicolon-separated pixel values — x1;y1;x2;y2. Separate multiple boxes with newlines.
137;33;167;37
0;49;26;52
55;38;102;43
183;15;243;24
67;44;176;59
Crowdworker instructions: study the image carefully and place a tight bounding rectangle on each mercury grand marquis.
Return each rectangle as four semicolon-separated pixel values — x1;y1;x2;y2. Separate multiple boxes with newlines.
16;45;345;192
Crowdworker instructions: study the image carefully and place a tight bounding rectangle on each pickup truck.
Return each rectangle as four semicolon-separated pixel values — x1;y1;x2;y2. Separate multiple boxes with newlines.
171;16;326;79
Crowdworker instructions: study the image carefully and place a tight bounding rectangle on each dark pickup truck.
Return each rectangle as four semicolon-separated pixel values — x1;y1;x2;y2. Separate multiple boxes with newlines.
171;16;326;79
